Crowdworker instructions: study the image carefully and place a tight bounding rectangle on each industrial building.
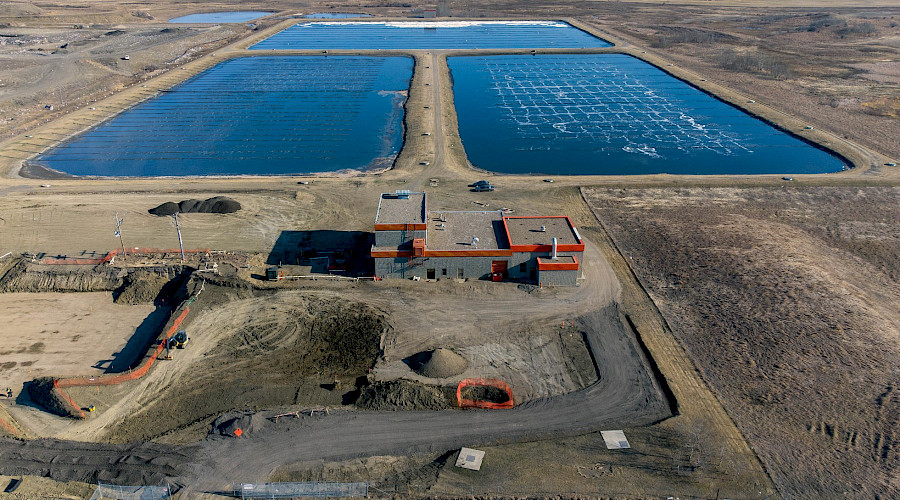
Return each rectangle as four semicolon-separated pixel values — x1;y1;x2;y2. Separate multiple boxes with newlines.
371;191;583;285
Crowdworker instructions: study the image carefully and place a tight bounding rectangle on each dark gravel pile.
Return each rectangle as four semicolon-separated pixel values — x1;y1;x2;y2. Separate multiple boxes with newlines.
149;196;241;216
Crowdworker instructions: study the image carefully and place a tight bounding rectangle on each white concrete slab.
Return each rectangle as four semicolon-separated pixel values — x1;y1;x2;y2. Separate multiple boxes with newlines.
601;430;630;449
455;447;485;470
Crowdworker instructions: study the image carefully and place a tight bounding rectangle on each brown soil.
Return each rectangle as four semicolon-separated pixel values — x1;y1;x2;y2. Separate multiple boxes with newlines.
584;186;900;498
113;267;183;304
0;474;94;500
459;384;510;404
270;452;449;495
94;287;388;443
356;380;453;411
0;260;121;293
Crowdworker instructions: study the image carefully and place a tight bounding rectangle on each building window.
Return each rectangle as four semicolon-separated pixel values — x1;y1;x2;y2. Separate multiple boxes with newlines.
426;268;435;280
442;268;447;276
457;268;464;279
519;262;527;273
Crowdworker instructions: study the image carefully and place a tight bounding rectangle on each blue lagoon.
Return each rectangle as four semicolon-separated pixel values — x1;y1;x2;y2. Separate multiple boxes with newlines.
251;21;612;50
36;56;413;176
449;54;846;175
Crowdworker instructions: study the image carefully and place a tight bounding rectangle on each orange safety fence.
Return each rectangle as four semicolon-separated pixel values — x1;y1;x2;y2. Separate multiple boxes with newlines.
457;378;514;410
52;307;191;419
38;247;211;265
0;414;20;437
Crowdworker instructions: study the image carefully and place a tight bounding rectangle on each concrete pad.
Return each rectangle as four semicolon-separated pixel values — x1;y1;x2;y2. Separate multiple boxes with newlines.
455;447;485;470
601;430;630;449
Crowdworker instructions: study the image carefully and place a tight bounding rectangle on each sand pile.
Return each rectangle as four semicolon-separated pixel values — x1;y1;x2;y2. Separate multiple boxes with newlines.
407;348;468;379
148;196;241;216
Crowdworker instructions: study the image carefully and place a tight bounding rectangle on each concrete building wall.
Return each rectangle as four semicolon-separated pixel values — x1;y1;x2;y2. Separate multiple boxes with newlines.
375;250;583;284
374;229;426;248
538;268;578;286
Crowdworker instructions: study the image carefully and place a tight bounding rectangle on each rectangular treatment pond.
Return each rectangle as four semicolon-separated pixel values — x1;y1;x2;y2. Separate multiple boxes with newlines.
34;56;412;177
250;21;612;50
448;54;846;175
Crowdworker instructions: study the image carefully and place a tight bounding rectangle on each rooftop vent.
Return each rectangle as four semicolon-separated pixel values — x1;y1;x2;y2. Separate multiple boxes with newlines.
540;225;546;232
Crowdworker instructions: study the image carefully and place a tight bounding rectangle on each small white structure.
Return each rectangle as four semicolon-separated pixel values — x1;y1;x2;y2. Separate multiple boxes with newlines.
455;447;485;470
600;430;630;450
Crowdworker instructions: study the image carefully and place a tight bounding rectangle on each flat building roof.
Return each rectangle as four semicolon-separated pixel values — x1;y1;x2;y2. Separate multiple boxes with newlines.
375;192;426;225
503;216;581;247
425;211;506;251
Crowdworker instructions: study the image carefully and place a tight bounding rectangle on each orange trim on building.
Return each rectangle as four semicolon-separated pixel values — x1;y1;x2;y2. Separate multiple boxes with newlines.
370;250;413;258
537;256;580;271
509;243;585;253
374;223;427;231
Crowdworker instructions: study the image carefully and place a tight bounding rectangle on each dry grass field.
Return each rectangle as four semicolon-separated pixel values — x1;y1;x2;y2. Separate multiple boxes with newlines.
585;186;900;498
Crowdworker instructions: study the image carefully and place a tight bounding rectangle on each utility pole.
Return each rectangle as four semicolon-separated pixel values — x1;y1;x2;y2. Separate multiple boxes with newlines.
172;213;185;262
114;212;127;259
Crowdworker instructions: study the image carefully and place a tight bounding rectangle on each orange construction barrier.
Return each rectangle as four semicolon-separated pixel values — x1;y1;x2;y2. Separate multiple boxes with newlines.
457;378;514;409
38;247;211;265
0;415;19;437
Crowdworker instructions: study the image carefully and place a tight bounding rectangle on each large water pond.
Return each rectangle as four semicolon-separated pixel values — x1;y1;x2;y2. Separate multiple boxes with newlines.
250;21;611;50
303;13;371;18
169;11;272;23
449;54;846;175
36;56;412;177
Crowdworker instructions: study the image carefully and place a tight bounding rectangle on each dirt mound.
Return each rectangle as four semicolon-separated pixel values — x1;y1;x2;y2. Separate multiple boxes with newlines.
460;384;511;404
0;3;42;16
406;348;468;379
99;293;388;443
357;380;452;411
0;260;121;293
113;269;170;304
149;196;241;216
148;201;179;216
212;412;269;437
26;377;82;419
215;296;387;376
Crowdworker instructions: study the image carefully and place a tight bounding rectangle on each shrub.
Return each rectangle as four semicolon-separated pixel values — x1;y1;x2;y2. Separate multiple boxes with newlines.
718;48;793;80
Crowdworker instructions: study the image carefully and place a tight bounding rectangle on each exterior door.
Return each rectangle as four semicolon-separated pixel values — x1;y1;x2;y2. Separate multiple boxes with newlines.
491;261;508;282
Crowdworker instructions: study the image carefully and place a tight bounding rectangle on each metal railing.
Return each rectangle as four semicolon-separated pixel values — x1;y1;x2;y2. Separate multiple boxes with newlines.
234;482;368;499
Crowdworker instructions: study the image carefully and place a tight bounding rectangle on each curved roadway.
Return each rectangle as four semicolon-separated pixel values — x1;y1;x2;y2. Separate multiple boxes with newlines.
178;303;670;492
